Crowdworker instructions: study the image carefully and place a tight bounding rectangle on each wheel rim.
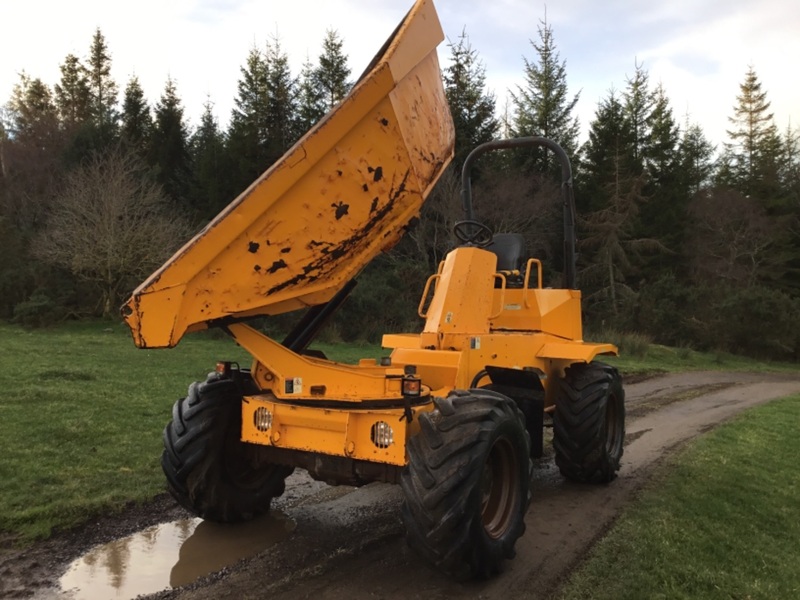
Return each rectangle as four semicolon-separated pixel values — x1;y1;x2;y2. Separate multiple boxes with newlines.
480;437;519;539
605;394;622;455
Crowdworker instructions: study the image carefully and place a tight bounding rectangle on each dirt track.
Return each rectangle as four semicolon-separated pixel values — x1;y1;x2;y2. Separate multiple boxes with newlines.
9;370;800;600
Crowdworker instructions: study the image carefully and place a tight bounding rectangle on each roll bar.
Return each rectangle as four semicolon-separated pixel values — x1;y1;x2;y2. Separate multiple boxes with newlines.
460;137;578;290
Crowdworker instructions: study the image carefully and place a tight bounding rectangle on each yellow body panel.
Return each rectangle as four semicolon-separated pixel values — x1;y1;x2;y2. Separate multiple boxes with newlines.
385;245;617;406
122;0;453;349
229;322;404;400
241;395;413;466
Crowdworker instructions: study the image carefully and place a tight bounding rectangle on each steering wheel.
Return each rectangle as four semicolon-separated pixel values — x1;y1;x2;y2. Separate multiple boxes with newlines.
453;220;494;247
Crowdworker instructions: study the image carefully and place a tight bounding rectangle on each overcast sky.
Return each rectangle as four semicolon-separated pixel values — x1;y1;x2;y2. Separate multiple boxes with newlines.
2;0;798;149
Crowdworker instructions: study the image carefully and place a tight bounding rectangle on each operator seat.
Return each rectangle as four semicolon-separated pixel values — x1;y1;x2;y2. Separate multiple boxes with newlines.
485;233;527;288
486;233;526;271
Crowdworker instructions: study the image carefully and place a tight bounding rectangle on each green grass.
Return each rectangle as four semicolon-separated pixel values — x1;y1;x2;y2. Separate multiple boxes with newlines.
0;321;380;541
559;395;800;600
603;343;797;375
586;328;799;375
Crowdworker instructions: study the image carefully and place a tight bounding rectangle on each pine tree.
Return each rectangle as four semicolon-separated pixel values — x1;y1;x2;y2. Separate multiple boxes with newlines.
54;54;91;130
190;99;230;220
780;124;800;296
622;61;654;171
718;66;781;201
314;30;351;112
0;114;7;179
86;28;119;144
442;29;498;171
580;159;647;320
148;77;191;208
782;123;800;205
264;36;298;163
296;56;325;135
643;84;679;184
227;46;270;189
579;90;631;212
4;75;64;232
7;75;60;144
678;119;715;196
510;16;579;174
638;85;684;273
120;76;152;156
579;90;661;321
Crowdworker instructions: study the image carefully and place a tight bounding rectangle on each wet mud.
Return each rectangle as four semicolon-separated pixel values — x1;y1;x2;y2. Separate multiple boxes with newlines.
58;512;294;599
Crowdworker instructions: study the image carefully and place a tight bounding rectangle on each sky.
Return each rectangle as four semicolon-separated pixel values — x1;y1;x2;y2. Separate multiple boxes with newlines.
1;0;798;149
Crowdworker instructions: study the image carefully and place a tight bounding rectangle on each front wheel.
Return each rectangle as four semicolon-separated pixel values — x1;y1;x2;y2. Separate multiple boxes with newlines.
553;361;625;483
400;389;532;579
162;372;293;522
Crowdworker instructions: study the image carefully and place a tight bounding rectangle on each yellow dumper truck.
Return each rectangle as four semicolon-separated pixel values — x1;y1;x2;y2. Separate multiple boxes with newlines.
123;0;624;579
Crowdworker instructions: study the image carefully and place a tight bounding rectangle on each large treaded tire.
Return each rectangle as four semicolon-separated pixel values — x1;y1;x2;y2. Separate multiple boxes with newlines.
400;389;532;580
553;361;625;483
162;372;293;522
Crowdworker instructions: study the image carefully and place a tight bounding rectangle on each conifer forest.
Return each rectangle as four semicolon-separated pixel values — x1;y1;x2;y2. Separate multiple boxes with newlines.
1;24;799;360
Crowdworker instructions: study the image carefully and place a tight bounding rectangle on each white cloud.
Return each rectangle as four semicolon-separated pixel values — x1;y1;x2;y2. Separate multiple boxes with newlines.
1;0;798;148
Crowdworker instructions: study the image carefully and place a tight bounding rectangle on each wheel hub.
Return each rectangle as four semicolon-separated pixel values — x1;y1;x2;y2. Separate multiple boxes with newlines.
480;437;519;539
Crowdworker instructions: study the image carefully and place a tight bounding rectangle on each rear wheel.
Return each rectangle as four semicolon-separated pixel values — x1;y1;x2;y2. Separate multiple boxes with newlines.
553;361;625;483
162;372;293;522
401;389;531;579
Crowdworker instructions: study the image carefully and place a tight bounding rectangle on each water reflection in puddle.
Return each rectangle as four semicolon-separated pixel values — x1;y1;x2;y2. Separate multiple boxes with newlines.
60;511;295;599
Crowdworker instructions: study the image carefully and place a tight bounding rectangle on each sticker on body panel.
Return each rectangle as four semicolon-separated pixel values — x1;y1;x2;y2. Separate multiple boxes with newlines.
285;377;303;394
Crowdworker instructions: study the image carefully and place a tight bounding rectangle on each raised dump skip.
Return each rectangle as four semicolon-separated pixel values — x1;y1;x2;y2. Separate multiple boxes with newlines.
122;0;455;349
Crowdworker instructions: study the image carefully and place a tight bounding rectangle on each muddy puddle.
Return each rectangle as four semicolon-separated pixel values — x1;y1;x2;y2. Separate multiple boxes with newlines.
59;511;295;599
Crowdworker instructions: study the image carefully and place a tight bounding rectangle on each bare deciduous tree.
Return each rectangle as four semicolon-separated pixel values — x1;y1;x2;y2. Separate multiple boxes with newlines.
34;148;190;317
688;188;783;287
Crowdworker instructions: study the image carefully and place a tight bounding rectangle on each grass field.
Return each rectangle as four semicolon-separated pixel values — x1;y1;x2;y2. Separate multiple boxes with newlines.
0;320;795;545
592;330;798;375
0;321;380;541
559;394;800;600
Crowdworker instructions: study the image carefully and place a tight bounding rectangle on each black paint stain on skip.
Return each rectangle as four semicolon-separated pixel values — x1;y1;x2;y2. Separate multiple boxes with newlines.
370;197;379;213
331;201;349;220
362;184;369;192
367;166;383;182
248;241;260;253
254;265;262;272
280;247;291;254
380;118;389;126
267;259;288;274
267;169;412;297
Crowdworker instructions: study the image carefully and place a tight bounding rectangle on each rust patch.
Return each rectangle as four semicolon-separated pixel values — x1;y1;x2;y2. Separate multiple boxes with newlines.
280;247;291;254
254;265;262;272
362;184;369;192
380;117;389;126
370;197;379;213
248;241;260;253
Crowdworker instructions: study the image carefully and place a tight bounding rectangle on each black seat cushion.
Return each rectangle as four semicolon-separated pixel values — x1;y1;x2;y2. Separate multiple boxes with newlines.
485;233;526;272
